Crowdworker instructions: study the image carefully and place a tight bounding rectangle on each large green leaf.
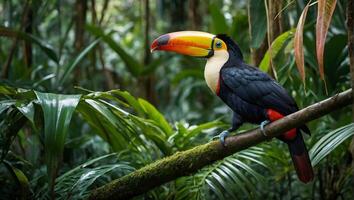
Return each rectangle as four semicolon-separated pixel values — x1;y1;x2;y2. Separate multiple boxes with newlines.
129;115;172;155
77;97;147;152
248;0;267;48
112;90;145;117
209;3;228;34
138;98;173;136
75;89;175;155
86;25;143;77
310;123;354;166
83;90;172;155
259;29;295;72
101;97;172;154
35;91;81;191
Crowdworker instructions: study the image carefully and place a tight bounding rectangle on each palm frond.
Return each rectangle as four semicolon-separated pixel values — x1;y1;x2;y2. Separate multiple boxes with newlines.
309;123;354;166
54;153;134;200
78;90;174;156
175;146;268;200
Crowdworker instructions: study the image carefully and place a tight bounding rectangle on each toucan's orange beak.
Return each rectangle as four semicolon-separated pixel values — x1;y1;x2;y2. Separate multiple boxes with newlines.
151;31;215;58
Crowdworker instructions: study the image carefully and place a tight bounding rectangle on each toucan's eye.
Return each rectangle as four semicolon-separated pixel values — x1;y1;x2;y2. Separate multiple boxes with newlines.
215;41;222;48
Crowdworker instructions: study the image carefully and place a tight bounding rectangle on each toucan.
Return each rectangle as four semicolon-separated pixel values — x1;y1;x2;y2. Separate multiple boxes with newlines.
151;31;314;183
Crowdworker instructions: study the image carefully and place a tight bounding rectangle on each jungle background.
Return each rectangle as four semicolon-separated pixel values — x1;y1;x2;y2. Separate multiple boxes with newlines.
0;0;353;199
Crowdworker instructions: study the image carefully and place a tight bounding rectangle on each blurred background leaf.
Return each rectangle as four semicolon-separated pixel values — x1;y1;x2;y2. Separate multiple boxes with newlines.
248;0;267;48
58;38;101;86
0;26;59;63
86;25;143;77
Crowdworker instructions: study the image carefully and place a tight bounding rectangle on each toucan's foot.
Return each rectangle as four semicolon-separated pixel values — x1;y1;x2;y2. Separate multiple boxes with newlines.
260;120;270;136
220;130;229;146
211;130;229;147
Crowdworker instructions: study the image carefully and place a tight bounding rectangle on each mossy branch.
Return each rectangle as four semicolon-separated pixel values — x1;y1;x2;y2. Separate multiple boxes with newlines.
89;89;352;200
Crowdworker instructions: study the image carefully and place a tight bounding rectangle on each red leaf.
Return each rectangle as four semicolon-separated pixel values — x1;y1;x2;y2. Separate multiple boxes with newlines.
316;0;337;80
294;2;310;83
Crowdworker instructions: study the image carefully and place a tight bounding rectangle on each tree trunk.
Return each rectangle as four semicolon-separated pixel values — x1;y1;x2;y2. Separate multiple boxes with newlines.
142;0;158;105
188;0;201;30
89;0;114;90
265;0;283;79
169;1;187;31
23;2;33;68
74;0;87;52
89;89;353;200
1;0;30;78
74;0;87;83
251;39;268;66
266;0;283;42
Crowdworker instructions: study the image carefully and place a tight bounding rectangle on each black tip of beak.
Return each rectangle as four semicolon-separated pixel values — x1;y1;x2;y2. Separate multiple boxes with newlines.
157;34;170;45
151;34;170;52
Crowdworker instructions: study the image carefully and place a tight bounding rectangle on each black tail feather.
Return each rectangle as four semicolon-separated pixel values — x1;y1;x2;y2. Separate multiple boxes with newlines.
287;131;314;183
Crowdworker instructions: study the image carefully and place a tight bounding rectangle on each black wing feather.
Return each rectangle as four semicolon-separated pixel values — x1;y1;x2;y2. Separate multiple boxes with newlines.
221;64;298;115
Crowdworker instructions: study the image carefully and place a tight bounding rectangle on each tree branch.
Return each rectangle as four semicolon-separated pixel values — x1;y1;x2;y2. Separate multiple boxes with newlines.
89;89;353;200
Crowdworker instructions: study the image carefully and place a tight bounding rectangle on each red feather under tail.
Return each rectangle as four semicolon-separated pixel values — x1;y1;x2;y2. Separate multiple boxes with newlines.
267;109;313;182
287;132;314;183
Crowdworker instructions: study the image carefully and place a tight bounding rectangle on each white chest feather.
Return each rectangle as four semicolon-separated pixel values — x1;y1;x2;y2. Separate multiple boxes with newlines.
204;50;229;93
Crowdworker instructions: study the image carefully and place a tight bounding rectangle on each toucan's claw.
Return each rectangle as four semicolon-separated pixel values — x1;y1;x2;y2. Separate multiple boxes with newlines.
211;130;229;147
220;130;229;146
260;120;270;136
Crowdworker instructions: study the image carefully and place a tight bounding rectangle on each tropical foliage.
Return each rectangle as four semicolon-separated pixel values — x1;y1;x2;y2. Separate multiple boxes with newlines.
0;0;353;199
